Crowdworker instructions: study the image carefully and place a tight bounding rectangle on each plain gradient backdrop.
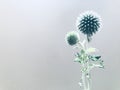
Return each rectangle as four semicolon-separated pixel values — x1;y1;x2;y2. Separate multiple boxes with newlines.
0;0;120;90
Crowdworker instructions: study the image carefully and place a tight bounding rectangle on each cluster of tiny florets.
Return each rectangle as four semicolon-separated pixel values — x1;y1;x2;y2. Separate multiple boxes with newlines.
65;11;102;45
76;11;101;42
65;31;80;46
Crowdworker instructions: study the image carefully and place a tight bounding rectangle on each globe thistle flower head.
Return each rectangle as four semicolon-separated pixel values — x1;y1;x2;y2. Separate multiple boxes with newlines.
76;11;101;42
65;31;80;46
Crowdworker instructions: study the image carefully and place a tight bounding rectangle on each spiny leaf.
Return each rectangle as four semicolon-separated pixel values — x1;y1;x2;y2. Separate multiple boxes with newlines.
86;47;96;53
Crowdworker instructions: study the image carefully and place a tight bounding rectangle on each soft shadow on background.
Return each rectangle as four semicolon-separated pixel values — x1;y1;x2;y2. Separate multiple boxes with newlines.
0;0;120;90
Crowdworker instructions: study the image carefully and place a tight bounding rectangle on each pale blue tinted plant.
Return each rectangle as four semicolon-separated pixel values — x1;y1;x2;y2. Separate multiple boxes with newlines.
65;11;104;90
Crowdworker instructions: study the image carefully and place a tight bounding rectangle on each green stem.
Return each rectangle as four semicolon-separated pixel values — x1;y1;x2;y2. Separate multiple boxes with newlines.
86;72;91;90
81;72;91;90
87;61;91;90
81;61;91;90
82;72;87;90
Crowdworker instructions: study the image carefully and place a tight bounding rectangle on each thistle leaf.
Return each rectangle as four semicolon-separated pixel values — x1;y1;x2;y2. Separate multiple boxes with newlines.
89;55;101;61
74;57;81;63
86;47;96;53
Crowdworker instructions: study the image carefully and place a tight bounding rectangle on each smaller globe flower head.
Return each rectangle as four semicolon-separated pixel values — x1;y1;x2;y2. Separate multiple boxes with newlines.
76;11;101;42
65;31;80;46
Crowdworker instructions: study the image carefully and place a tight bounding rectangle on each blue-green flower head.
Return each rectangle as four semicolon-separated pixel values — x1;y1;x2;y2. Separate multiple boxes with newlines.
76;11;101;42
65;31;80;46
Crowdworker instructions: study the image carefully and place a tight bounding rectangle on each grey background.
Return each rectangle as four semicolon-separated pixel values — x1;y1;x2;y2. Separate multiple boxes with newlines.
0;0;120;90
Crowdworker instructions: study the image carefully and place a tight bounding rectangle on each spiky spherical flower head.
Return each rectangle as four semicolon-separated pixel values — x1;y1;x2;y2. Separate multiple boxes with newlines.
65;31;80;46
76;11;101;42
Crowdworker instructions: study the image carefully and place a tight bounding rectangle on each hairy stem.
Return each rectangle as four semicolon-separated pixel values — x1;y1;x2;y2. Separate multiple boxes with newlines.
82;72;87;90
87;72;91;90
81;72;91;90
81;61;91;90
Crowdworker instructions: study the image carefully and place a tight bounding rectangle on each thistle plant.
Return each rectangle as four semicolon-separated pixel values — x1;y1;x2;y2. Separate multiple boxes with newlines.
65;11;104;90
